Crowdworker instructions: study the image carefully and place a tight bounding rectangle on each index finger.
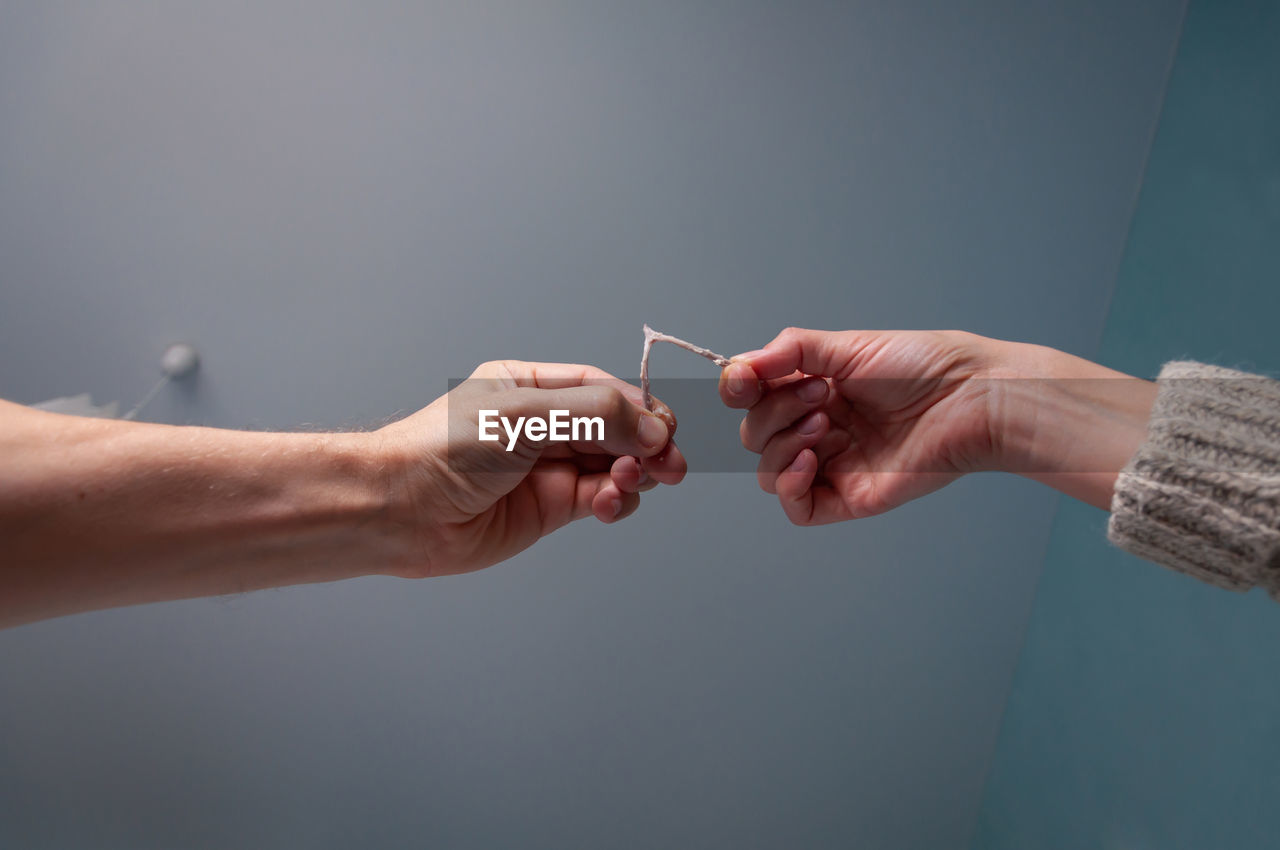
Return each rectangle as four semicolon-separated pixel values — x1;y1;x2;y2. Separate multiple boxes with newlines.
735;327;869;382
474;360;641;400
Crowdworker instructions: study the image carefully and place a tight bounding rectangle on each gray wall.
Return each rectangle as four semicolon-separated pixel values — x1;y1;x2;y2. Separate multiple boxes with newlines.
0;2;1184;847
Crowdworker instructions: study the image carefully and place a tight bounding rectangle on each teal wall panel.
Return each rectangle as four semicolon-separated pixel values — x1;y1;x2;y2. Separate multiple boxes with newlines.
974;2;1280;847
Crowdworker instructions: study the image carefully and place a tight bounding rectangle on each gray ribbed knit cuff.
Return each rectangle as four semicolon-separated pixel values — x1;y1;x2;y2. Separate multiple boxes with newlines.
1108;361;1280;600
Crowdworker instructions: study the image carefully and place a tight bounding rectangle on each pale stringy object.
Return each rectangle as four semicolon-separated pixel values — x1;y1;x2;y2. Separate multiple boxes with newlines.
640;324;731;411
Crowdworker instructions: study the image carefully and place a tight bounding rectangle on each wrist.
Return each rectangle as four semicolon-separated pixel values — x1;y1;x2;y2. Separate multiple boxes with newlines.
195;429;419;585
986;341;1156;509
345;429;432;579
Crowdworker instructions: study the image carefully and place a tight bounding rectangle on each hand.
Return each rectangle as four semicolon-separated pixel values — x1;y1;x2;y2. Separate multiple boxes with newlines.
719;329;1000;524
719;328;1156;524
378;360;686;577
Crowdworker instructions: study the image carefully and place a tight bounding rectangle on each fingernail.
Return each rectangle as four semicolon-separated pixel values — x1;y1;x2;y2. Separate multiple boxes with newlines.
787;452;810;474
797;411;823;436
726;364;748;395
797;378;826;403
638;413;668;449
609;497;623;518
636;470;649;486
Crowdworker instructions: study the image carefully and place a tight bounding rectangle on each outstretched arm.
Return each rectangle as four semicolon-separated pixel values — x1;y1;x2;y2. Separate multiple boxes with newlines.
721;328;1280;599
2;399;400;626
0;360;685;629
719;328;1156;522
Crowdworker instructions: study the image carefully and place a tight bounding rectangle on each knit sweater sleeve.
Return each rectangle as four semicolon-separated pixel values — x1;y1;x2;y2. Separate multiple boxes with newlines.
1107;361;1280;600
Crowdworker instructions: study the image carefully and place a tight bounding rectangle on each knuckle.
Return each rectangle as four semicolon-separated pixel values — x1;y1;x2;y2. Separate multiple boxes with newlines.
472;359;526;380
756;457;782;494
469;360;499;378
579;385;632;426
606;387;632;420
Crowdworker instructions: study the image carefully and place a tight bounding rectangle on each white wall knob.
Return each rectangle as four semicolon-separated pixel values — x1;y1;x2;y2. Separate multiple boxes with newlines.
160;343;200;379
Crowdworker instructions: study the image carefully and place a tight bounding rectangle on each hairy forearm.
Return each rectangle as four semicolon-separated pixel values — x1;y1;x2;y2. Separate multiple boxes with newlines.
0;400;411;628
987;341;1158;510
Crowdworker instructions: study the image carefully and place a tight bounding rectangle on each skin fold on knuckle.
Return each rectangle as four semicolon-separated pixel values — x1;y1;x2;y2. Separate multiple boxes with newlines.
743;409;789;455
777;326;805;348
782;498;811;526
600;386;632;425
756;455;781;494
